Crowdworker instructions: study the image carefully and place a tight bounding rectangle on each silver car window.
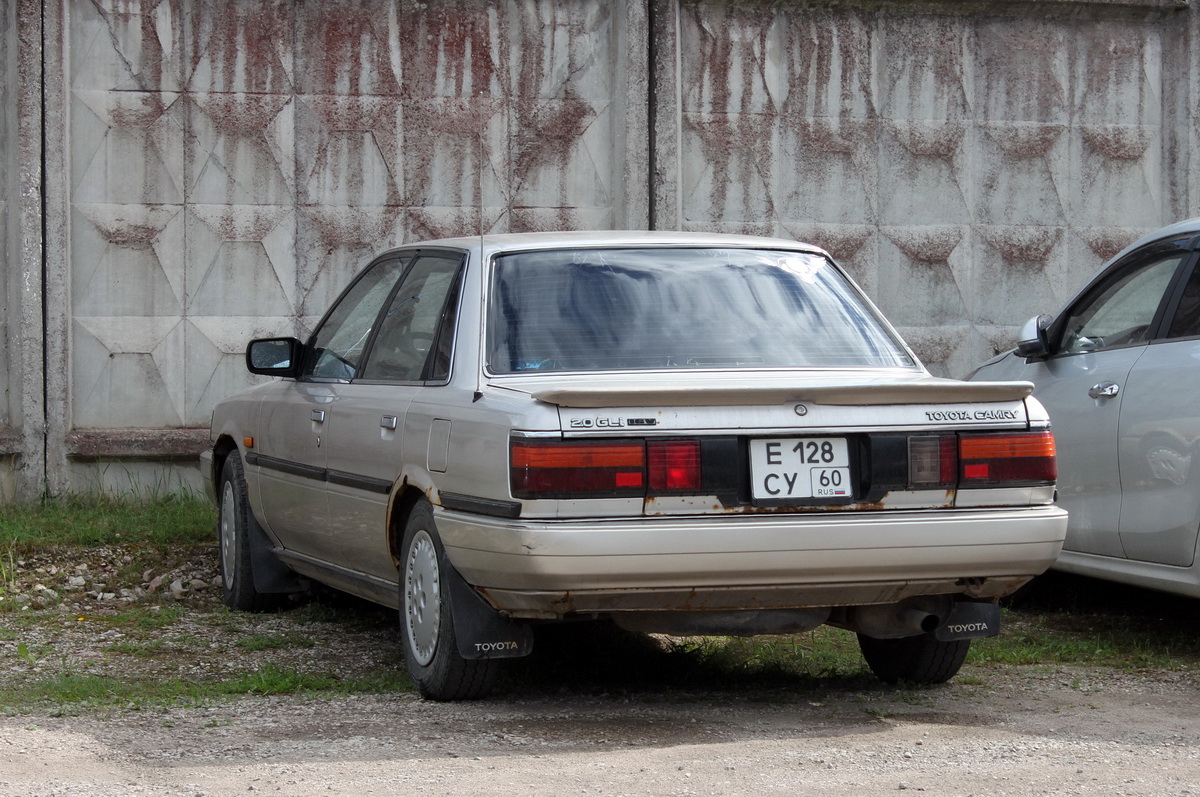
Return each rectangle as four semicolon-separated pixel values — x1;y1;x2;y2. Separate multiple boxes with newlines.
305;257;409;380
1060;253;1184;355
487;248;914;374
360;253;464;382
1166;261;1200;339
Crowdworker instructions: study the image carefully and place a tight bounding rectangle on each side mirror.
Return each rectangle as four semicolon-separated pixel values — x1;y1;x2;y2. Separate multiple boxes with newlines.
1015;314;1053;359
246;337;303;378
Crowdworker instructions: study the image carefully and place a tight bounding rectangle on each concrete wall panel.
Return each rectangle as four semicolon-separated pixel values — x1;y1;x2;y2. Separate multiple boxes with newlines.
33;0;645;495
5;0;47;500
1;0;15;500
1;1;14;435
664;0;1190;377
4;0;1192;497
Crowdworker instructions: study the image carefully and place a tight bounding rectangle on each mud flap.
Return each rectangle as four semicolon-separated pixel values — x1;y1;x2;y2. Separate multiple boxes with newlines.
442;552;534;660
247;514;304;594
933;601;1001;641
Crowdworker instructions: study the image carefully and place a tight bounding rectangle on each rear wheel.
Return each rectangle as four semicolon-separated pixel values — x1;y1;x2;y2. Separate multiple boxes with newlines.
857;633;970;685
400;501;500;701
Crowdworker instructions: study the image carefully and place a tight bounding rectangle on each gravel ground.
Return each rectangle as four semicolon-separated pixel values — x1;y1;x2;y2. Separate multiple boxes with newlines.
2;668;1199;797
2;546;1199;796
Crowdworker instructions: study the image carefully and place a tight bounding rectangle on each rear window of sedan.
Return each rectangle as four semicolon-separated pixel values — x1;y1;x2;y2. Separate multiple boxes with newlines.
486;247;915;374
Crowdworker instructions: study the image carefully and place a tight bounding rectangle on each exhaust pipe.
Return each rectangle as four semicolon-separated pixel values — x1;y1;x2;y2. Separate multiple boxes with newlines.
836;597;952;639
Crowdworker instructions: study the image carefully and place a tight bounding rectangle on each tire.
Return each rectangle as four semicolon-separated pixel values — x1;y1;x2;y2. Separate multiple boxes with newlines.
857;633;970;685
400;500;500;701
218;453;282;612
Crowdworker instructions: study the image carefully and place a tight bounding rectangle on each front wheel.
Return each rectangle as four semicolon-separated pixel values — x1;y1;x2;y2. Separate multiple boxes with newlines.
857;633;970;685
400;501;500;701
218;453;282;612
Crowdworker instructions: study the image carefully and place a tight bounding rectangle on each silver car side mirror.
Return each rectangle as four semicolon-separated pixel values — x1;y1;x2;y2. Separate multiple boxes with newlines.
1015;314;1053;359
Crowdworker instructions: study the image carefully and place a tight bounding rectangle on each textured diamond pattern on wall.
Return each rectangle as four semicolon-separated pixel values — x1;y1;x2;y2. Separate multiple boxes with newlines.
675;5;1170;376
66;0;620;430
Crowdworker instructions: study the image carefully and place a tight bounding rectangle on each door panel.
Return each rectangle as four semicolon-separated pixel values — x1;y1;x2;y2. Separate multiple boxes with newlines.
324;251;467;579
1027;247;1192;558
324;383;420;580
256;382;337;563
256;254;413;567
1117;346;1200;564
1025;348;1142;557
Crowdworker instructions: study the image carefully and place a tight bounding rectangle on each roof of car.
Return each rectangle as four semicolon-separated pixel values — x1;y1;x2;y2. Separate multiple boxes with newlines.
1105;216;1200;265
376;230;832;259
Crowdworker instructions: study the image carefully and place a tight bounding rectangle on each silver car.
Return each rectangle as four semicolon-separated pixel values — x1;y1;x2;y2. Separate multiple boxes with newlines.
971;217;1200;600
201;231;1066;700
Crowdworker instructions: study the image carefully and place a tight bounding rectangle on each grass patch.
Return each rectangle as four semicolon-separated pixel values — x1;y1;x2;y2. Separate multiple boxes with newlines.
0;663;412;712
970;572;1200;672
507;622;878;698
106;639;171;657
0;543;16;601
972;610;1200;670
236;632;315;652
83;605;186;634
670;628;868;681
0;494;215;550
4;500;1200;710
288;592;395;630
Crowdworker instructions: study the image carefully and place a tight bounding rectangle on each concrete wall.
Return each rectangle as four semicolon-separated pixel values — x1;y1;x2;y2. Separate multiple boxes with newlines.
0;1;13;499
4;0;1195;499
653;0;1193;377
3;0;48;501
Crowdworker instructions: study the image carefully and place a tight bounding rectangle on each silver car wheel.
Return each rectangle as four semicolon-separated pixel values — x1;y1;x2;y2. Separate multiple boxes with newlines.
219;480;238;589
404;528;441;667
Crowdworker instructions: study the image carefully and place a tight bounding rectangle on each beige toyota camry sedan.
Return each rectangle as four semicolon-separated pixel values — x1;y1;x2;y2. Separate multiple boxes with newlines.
200;231;1067;700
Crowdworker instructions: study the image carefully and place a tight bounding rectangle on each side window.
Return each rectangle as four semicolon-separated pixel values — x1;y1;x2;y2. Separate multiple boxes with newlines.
305;257;410;380
1059;253;1185;355
1165;261;1200;339
359;253;465;382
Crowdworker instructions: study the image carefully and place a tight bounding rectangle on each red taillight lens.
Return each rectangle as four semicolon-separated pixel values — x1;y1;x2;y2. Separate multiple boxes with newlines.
511;441;646;498
510;438;705;499
648;440;702;493
959;431;1057;485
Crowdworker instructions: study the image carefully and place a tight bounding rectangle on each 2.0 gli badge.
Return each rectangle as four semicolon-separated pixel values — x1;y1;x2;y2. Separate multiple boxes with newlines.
569;416;658;429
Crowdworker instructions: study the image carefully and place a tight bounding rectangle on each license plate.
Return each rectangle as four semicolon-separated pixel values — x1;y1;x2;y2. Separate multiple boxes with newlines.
749;437;851;500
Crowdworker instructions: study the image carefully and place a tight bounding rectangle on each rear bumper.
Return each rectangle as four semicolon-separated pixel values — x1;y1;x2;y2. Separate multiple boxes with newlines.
434;505;1068;618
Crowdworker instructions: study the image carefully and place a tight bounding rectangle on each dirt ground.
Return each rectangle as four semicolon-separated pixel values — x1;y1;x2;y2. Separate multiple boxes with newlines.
2;547;1199;796
2;663;1198;796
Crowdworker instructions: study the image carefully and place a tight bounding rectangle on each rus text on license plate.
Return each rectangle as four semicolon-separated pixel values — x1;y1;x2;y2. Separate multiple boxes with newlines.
749;438;851;500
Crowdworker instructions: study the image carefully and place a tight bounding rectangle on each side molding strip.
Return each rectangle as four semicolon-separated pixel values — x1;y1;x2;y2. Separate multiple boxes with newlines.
327;469;393;494
439;491;522;519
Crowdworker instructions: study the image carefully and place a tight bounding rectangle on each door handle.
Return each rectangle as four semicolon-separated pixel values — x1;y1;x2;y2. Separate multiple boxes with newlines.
310;409;326;422
1088;382;1120;399
380;415;398;430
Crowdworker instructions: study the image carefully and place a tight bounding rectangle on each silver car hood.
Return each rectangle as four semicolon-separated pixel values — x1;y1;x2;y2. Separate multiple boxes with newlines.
491;371;1034;408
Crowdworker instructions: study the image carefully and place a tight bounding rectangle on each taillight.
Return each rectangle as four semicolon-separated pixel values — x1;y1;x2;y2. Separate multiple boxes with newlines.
959;431;1057;485
648;440;702;493
510;439;704;499
511;440;645;498
908;434;957;488
908;431;1056;489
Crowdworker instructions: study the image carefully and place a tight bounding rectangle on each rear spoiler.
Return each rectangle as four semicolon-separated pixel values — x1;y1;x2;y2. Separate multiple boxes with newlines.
531;380;1034;408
